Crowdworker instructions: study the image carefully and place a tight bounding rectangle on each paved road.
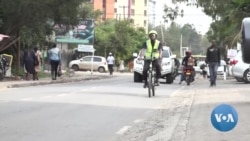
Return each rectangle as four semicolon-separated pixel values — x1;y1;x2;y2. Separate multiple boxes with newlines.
1;74;249;141
0;74;183;141
118;76;250;141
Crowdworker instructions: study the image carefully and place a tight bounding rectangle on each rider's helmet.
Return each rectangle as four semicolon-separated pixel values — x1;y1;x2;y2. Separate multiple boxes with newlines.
148;30;158;37
109;52;112;56
186;50;192;56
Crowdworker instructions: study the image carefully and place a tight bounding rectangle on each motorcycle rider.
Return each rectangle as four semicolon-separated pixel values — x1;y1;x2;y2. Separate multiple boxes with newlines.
179;50;197;84
140;30;163;88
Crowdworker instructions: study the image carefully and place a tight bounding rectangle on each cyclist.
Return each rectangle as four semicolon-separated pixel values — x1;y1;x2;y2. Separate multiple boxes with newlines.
140;30;163;88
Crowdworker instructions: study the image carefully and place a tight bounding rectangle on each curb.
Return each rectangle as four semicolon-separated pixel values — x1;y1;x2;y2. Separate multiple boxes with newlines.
6;75;113;88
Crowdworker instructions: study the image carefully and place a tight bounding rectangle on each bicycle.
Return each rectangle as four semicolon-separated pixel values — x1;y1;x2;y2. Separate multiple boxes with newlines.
147;57;157;98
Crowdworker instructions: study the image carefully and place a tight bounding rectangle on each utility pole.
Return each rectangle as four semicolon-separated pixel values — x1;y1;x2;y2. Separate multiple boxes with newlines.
160;22;165;45
180;34;182;57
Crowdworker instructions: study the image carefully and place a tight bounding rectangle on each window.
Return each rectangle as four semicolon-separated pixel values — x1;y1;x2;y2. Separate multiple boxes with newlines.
144;20;147;27
82;57;92;61
115;0;117;2
114;8;117;13
131;9;135;16
144;0;147;6
132;0;135;5
94;57;102;62
144;10;147;16
162;50;170;58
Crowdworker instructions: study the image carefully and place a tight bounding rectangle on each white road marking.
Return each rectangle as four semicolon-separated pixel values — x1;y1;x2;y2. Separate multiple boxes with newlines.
133;119;144;123
116;126;131;135
80;89;88;92
57;94;68;97
20;98;33;101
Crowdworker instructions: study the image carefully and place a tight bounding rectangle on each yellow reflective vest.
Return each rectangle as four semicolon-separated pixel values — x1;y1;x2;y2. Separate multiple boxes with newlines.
145;39;160;60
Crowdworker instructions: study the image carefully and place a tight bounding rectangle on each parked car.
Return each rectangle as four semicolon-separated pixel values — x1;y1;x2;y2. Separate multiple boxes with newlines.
69;56;108;72
205;60;228;78
231;51;250;83
193;61;206;74
133;46;176;84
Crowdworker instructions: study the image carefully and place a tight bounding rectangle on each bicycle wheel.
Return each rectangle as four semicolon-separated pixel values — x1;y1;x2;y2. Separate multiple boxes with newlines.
148;72;152;98
152;75;155;96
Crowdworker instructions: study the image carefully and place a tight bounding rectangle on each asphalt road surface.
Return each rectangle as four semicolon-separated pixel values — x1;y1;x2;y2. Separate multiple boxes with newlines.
0;74;249;141
0;74;182;141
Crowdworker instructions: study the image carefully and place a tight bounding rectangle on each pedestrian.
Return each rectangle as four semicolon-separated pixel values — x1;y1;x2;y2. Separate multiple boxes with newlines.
140;30;163;88
119;60;125;73
128;59;134;72
33;47;42;80
22;46;38;80
205;40;221;87
107;52;115;75
48;43;61;80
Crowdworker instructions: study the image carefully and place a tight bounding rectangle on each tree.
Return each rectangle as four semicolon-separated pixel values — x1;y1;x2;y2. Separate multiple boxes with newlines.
0;0;93;52
94;19;147;65
172;0;250;48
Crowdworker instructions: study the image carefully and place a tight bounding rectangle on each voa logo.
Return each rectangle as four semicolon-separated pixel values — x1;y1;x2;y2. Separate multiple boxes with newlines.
211;104;238;132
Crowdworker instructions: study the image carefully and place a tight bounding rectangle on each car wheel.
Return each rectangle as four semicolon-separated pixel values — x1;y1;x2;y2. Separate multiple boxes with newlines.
166;73;174;84
243;69;250;83
98;67;105;73
134;72;142;82
72;65;79;71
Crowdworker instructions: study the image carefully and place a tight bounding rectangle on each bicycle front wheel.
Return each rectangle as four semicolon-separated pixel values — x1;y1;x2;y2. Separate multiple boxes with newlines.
148;72;152;98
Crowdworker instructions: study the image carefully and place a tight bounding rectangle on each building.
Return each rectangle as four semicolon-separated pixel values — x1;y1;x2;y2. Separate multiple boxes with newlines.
93;0;149;32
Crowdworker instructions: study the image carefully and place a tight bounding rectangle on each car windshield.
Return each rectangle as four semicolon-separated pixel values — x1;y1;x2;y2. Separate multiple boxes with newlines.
162;50;170;58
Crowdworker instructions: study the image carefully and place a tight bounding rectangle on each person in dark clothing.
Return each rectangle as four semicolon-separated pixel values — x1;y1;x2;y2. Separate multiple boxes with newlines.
205;40;221;87
179;51;197;84
22;47;38;80
140;30;163;88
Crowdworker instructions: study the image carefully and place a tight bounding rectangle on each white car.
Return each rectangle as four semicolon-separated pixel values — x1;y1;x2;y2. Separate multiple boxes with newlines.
231;51;250;83
205;60;228;78
69;56;108;72
133;46;176;84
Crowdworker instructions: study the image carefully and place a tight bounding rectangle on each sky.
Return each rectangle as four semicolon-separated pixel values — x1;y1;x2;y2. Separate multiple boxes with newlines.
152;1;213;35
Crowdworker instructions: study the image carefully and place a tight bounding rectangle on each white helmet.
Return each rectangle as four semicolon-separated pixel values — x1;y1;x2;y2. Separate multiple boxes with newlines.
109;52;112;55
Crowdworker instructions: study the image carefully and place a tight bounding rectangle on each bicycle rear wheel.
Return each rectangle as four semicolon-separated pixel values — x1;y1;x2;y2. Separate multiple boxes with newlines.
152;77;155;96
148;73;152;97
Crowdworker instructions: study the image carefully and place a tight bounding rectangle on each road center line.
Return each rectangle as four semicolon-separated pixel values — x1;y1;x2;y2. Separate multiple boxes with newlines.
116;126;131;135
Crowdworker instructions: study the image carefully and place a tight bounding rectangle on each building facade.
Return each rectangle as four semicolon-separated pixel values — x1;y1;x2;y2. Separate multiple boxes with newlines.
93;0;149;32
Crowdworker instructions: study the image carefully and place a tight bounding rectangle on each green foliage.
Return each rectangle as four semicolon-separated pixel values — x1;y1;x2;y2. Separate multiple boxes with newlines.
153;23;209;57
94;19;147;65
173;0;250;48
0;0;94;51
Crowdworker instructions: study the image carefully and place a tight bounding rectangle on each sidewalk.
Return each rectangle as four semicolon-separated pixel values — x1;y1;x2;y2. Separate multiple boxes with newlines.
0;71;120;89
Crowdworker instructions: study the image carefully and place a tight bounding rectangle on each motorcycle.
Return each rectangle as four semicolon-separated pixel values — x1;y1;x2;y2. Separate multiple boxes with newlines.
184;67;194;86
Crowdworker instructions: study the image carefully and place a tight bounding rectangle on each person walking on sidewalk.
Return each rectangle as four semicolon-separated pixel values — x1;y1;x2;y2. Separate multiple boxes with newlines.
22;46;38;80
107;52;115;75
48;43;61;80
205;40;221;87
34;47;42;80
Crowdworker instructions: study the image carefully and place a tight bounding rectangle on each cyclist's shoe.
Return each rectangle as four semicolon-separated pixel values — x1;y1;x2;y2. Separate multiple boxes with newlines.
143;82;148;88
